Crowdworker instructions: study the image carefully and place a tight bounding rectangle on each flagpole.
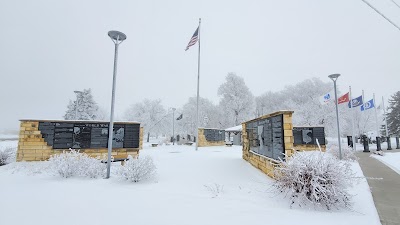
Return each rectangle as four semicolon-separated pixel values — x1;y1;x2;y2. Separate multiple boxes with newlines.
350;86;356;151
382;96;389;137
195;18;201;151
373;93;381;150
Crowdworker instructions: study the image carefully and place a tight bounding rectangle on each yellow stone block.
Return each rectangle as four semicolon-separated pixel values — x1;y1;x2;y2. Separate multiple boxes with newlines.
285;143;293;149
25;127;38;131
284;130;293;137
283;123;293;130
283;114;292;124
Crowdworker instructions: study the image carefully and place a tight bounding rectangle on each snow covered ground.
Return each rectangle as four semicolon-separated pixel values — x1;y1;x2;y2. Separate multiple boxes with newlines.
371;152;400;175
0;134;18;141
0;140;18;149
0;144;380;225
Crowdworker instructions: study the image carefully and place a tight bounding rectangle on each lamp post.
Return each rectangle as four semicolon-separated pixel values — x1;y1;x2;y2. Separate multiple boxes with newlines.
328;73;342;160
172;108;176;145
73;90;83;120
106;30;127;179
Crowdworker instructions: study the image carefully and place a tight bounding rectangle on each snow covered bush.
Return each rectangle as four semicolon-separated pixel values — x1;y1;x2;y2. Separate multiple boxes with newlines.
0;147;16;166
273;151;354;210
48;149;106;178
327;143;358;161
116;155;156;182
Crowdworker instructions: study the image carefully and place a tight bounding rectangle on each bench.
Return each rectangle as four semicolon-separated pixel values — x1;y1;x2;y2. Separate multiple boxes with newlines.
101;157;129;165
151;143;158;147
226;143;233;147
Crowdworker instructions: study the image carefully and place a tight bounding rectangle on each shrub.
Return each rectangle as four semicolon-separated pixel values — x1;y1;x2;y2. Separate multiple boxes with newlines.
48;149;106;178
327;143;358;161
0;147;16;166
273;151;354;210
117;155;156;182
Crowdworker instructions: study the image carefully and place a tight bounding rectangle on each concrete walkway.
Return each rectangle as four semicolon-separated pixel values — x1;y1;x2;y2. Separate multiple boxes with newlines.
357;149;400;225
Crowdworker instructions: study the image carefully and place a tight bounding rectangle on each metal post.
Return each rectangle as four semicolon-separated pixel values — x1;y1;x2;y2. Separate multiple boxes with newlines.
382;96;392;150
328;74;342;160
349;86;356;151
195;18;201;151
172;108;176;145
373;93;381;151
333;80;342;159
106;31;126;179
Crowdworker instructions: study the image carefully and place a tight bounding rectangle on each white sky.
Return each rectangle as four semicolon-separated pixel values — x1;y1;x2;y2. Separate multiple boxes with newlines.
1;0;400;132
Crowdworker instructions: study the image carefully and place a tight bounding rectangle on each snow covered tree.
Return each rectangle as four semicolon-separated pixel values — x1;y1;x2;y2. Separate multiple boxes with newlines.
124;99;169;138
387;91;400;135
177;96;223;135
218;73;254;127
64;89;99;120
95;107;109;121
254;78;344;137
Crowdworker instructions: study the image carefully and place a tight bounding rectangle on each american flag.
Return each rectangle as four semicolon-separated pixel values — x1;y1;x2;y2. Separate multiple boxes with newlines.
185;27;199;51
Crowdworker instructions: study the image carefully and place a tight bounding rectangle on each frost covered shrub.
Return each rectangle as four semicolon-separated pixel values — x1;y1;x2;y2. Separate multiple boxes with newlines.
0;147;16;166
49;149;106;178
273;151;354;210
327;143;358;161
117;155;156;182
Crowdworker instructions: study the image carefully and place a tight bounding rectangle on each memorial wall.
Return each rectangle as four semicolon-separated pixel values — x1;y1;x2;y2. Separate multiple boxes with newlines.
17;120;143;161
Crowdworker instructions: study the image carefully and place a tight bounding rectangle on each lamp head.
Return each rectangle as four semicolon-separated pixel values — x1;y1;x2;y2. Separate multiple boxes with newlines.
108;31;127;42
328;73;341;81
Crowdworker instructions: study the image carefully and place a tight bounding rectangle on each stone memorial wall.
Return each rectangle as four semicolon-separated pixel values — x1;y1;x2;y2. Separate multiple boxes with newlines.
17;120;143;161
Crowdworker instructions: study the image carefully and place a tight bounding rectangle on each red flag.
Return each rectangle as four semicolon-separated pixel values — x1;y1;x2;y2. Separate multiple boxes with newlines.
338;92;350;104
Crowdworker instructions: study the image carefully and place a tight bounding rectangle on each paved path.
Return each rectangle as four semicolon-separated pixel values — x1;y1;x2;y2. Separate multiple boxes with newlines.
357;149;400;225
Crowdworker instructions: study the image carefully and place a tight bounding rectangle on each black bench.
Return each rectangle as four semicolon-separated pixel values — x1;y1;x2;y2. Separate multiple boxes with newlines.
101;157;129;165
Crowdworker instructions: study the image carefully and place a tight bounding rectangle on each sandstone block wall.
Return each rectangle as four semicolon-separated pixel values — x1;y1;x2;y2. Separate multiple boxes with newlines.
17;120;142;162
242;111;294;178
197;128;225;147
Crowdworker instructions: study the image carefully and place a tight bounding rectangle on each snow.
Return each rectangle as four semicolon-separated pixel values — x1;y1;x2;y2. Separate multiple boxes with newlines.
0;145;381;225
0;134;18;140
0;140;18;149
225;125;242;132
371;152;400;175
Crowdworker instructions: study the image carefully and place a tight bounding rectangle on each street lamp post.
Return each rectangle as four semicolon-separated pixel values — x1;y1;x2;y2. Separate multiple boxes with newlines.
106;30;127;179
328;73;342;160
74;91;83;120
172;108;176;145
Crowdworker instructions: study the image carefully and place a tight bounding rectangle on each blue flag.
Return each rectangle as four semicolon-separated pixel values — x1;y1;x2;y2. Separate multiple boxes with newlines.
348;95;363;108
361;99;375;111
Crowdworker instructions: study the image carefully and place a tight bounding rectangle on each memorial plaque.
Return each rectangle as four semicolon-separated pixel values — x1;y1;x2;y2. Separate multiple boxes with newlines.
39;122;55;146
37;121;141;150
293;127;325;145
112;125;125;148
73;124;91;148
204;129;225;142
90;127;108;148
246;114;284;160
124;124;140;148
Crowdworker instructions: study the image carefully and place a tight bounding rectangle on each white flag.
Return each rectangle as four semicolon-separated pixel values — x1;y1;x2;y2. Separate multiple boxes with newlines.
319;92;333;105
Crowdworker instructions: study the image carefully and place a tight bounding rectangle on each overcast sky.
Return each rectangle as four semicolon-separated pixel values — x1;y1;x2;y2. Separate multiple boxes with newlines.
1;0;400;132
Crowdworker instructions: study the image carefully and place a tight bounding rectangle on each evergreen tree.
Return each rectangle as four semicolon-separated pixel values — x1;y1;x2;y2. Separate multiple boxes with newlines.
64;89;99;120
387;91;400;135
